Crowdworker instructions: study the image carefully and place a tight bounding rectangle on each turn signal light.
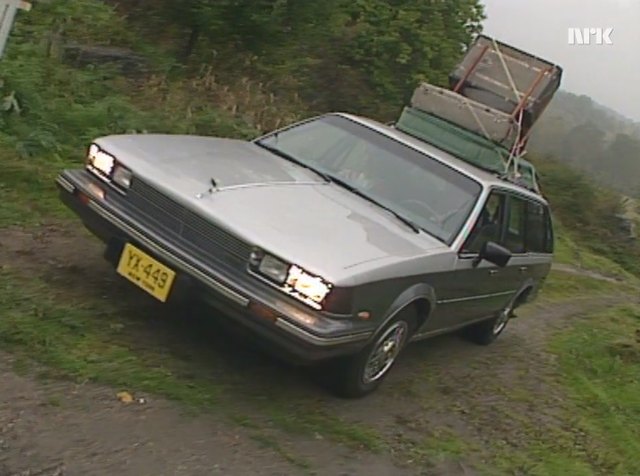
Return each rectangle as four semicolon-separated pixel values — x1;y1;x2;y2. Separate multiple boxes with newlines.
78;191;90;205
248;302;278;322
87;183;106;200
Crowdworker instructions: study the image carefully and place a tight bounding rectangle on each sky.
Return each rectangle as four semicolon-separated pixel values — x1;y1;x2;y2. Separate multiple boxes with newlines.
480;0;640;122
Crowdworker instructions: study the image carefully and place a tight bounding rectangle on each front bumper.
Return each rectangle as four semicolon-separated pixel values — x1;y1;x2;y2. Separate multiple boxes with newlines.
56;170;373;363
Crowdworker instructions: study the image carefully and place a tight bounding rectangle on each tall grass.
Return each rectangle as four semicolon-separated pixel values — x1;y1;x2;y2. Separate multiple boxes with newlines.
0;0;298;162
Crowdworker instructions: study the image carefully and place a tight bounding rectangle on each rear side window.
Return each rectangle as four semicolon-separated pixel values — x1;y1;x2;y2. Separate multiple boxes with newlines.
544;208;554;253
504;196;526;253
526;201;547;253
462;189;554;255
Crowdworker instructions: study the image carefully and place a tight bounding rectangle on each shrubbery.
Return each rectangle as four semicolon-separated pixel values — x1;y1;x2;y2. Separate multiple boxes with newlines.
1;0;638;276
536;156;640;276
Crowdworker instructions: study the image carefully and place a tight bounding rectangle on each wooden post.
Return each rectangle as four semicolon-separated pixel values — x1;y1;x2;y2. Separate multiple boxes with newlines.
0;0;31;59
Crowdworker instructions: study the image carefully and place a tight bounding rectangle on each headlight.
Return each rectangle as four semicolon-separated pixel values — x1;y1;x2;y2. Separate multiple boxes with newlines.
249;250;333;309
112;164;133;189
86;143;133;190
87;143;115;177
257;254;289;284
285;265;332;304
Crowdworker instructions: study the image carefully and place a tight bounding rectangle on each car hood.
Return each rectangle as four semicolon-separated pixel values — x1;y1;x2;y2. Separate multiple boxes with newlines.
95;134;448;284
95;134;326;191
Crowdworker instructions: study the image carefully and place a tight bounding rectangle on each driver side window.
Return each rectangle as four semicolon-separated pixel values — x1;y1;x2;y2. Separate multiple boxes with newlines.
462;192;506;253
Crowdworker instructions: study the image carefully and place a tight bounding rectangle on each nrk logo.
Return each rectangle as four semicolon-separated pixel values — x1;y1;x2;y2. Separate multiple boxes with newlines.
568;27;614;45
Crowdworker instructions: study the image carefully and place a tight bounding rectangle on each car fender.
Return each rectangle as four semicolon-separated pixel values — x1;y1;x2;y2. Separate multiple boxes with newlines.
373;283;437;338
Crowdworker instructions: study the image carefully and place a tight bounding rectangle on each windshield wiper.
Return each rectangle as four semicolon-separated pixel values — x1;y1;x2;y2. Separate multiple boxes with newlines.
326;174;421;234
256;142;420;234
256;142;330;183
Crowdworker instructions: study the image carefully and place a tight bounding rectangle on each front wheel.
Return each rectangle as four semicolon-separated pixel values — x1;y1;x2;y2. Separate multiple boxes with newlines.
328;308;417;398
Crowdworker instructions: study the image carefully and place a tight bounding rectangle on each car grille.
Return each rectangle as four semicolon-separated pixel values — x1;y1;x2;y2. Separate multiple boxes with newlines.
128;178;252;265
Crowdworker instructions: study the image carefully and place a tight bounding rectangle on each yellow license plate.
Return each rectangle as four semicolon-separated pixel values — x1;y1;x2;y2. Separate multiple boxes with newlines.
116;243;176;302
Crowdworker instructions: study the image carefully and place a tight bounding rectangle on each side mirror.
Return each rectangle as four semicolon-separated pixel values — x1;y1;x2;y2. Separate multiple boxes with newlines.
474;241;512;268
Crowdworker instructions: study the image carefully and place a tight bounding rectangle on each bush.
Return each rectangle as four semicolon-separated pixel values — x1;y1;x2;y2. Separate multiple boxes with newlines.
535;155;640;276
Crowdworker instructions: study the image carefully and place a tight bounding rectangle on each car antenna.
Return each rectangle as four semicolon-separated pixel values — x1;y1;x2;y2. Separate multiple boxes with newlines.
209;177;218;193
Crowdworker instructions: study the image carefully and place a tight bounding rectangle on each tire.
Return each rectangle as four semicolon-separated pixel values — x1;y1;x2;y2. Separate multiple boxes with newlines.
328;307;417;398
463;306;511;346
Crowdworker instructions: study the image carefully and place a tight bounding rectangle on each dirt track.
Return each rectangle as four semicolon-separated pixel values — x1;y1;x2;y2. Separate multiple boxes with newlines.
0;223;631;475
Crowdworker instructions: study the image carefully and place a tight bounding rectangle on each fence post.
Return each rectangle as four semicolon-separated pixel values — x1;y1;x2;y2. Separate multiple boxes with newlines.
0;0;31;59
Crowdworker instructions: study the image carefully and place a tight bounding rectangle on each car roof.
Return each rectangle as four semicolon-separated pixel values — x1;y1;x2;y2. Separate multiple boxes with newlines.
333;112;548;205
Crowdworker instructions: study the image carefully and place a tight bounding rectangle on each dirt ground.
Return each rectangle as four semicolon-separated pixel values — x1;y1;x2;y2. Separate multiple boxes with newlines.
0;223;632;476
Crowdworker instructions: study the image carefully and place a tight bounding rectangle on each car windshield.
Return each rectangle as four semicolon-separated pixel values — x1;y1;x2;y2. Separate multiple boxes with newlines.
256;115;482;244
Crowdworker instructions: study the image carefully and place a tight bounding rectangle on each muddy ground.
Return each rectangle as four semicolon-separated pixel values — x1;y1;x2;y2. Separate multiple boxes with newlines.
0;223;631;476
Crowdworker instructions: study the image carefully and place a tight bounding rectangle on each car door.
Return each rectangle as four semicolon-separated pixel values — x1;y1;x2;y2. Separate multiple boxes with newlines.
435;190;516;329
500;192;532;298
522;198;554;293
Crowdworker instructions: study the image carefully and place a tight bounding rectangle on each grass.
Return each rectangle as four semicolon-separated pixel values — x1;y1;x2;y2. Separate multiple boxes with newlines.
0;266;384;453
1;2;636;473
0;269;226;405
0;149;73;226
484;304;640;476
1;147;638;471
538;270;635;302
266;406;384;452
249;432;313;472
398;429;474;467
2;139;639;473
1;220;638;474
549;305;640;475
553;222;639;283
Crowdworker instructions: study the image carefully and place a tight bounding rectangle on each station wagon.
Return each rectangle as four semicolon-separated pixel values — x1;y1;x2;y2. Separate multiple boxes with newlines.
56;112;554;397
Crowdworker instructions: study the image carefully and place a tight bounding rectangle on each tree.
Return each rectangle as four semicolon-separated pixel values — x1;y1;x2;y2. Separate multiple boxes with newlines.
116;0;485;120
322;0;485;118
561;122;605;171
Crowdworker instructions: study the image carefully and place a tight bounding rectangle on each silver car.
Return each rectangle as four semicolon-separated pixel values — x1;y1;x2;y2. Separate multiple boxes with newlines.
56;113;554;398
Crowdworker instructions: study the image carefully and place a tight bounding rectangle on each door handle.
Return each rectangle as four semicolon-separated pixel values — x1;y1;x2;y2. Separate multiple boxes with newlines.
519;266;528;273
489;269;499;276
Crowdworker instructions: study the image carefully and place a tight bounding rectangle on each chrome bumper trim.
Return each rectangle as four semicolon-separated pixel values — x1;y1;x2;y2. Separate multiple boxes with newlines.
274;318;372;346
56;175;75;193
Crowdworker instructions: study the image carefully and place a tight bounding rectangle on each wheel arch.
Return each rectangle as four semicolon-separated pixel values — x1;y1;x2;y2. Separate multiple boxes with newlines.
375;283;436;337
512;284;534;309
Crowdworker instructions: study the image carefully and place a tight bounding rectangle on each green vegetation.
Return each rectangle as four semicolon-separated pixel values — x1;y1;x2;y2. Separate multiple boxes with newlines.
0;0;485;160
553;227;638;282
249;432;313;472
6;261;637;474
551;305;640;475
485;305;640;476
403;430;475;467
1;2;639;474
120;0;484;119
0;266;387;449
0;0;263;160
1;1;637;278
0;269;224;405
539;270;631;302
536;156;640;278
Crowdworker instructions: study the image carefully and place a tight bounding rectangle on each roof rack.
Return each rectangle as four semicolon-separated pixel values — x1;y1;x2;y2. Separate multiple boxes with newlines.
394;34;562;195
